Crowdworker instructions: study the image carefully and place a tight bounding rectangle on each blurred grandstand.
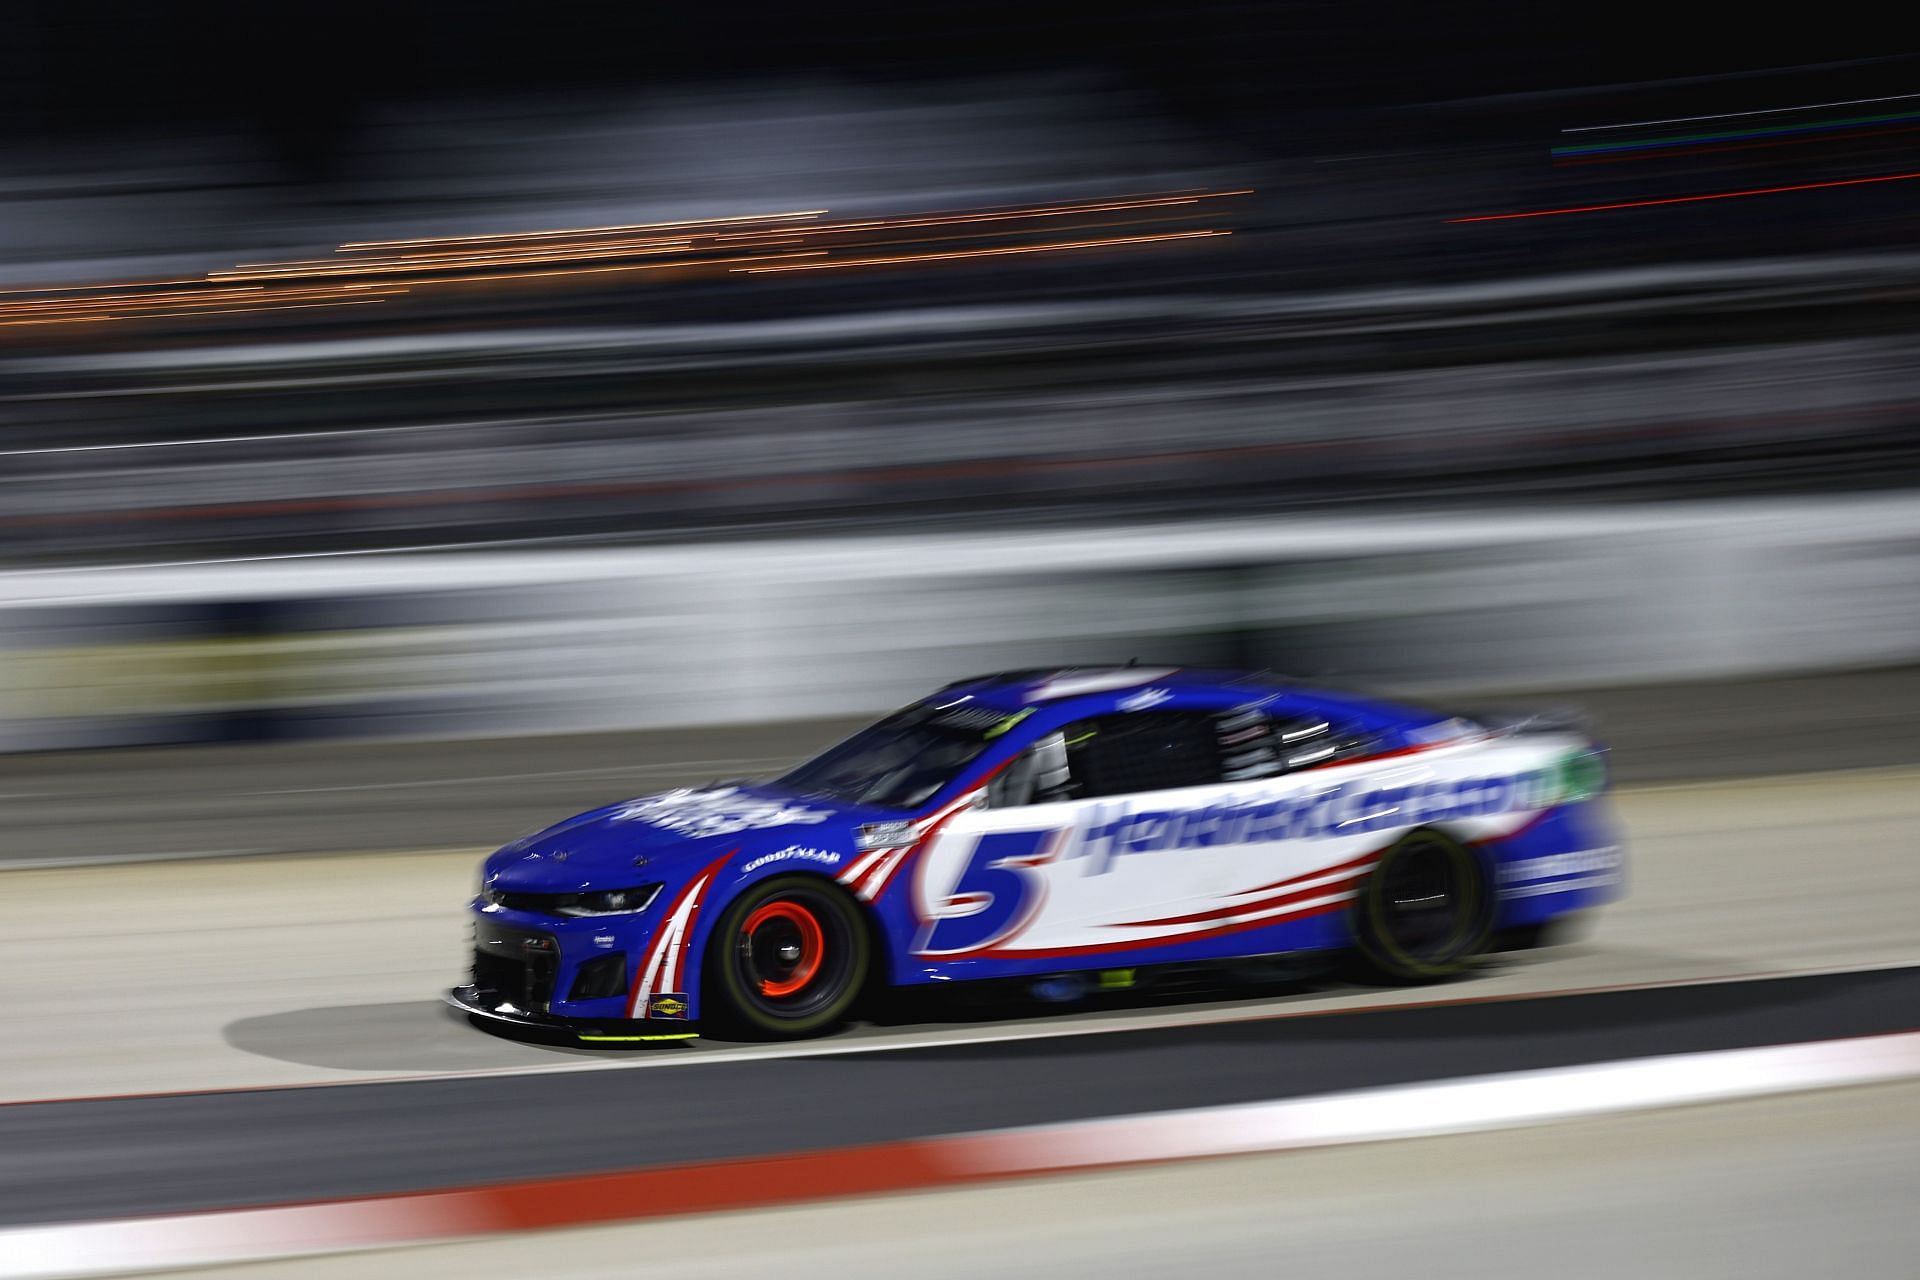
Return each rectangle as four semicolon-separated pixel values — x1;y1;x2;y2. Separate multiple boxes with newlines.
4;34;1920;748
6;60;1920;561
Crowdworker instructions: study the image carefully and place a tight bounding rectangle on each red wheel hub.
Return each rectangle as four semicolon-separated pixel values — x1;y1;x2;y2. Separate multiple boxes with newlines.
742;900;825;998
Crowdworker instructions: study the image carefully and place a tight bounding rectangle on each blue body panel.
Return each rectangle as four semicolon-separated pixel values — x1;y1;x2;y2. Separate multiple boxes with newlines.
466;669;1625;1025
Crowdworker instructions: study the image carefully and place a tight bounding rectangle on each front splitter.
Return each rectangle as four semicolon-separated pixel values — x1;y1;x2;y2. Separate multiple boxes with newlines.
445;985;699;1043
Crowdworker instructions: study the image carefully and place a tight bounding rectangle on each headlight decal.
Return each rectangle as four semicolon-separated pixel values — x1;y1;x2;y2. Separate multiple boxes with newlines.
484;883;664;917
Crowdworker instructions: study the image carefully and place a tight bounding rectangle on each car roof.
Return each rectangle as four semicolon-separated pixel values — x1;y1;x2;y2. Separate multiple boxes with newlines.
926;665;1433;729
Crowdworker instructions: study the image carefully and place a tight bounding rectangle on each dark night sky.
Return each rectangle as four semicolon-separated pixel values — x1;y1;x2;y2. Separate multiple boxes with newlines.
2;2;1913;172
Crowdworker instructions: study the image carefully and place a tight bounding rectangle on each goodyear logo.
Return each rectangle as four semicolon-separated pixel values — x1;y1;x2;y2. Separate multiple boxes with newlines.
647;993;690;1020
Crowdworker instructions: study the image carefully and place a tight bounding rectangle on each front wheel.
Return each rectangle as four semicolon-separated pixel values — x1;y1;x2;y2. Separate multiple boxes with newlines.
1353;829;1492;982
704;876;871;1039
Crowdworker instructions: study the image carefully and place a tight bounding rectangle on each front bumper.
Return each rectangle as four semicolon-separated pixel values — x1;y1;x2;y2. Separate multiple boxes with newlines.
465;900;697;1027
445;984;699;1042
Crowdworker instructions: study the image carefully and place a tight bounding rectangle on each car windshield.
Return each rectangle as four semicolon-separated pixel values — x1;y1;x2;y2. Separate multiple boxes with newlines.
775;702;1009;809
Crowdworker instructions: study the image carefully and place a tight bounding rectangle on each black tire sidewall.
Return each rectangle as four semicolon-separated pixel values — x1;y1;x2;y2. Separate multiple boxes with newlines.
1353;829;1493;983
705;875;871;1039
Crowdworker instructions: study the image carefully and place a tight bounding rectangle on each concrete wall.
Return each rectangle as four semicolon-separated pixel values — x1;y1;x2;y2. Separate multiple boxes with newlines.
3;493;1917;750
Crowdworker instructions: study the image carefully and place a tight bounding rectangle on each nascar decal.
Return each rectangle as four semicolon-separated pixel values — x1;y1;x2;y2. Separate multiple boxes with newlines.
838;788;985;903
913;742;1580;958
628;849;736;1016
613;787;832;840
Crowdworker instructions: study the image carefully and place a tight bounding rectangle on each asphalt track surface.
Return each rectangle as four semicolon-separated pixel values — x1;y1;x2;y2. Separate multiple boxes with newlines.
6;663;1919;865
2;965;1916;1230
4;669;1920;1273
221;1080;1920;1280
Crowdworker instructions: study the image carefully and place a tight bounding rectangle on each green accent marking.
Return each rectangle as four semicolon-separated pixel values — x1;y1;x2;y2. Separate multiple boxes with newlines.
1063;730;1097;747
984;707;1036;739
1098;969;1136;990
1555;749;1607;804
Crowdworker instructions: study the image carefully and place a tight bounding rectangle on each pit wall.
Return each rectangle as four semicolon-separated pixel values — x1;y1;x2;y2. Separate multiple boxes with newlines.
3;494;1916;750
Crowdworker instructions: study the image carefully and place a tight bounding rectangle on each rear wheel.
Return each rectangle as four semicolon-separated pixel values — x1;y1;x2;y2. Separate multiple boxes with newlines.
705;876;870;1039
1353;829;1492;982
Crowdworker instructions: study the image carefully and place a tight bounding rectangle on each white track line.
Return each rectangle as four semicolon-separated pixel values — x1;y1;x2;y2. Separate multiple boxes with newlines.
5;1029;1918;1280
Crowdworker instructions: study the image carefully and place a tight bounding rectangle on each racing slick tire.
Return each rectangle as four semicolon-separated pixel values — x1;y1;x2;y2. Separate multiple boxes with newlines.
1352;828;1493;983
705;875;872;1039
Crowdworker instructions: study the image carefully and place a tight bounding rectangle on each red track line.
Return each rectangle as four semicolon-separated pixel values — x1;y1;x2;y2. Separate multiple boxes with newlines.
1450;169;1920;223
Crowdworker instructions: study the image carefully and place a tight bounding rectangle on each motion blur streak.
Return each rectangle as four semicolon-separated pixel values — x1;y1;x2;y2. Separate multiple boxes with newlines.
1450;169;1920;221
0;284;403;321
217;251;831;288
1551;107;1920;155
1551;124;1920;166
210;243;700;277
339;210;832;248
1563;90;1920;130
0;190;1247;331
730;229;1230;273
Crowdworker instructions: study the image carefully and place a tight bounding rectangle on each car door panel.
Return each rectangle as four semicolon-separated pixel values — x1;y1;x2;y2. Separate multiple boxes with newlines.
911;734;1575;961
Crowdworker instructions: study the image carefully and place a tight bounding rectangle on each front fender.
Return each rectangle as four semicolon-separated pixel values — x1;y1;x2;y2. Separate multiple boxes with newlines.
642;856;885;1024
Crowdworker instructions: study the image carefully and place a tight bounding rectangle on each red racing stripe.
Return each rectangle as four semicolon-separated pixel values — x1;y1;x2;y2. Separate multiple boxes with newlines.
1229;847;1387;898
1110;869;1375;929
625;849;737;1016
975;893;1355;960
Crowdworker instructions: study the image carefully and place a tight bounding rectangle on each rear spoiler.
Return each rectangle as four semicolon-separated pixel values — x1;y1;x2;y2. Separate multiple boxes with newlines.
1464;704;1596;738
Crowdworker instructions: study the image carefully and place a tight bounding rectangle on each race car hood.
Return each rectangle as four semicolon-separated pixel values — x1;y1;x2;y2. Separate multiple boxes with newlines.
481;782;892;893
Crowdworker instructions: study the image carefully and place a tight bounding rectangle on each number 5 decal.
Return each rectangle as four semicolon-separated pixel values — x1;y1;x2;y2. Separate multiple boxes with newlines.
916;828;1058;956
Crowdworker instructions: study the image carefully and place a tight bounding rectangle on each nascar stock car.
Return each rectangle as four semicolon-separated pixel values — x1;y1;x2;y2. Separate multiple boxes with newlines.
449;666;1623;1041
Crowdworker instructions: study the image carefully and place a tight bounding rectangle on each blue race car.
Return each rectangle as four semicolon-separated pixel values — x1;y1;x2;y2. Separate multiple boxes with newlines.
449;666;1623;1041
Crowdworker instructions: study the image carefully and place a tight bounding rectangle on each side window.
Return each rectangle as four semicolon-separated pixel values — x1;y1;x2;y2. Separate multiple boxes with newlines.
989;708;1380;806
1067;710;1225;798
987;711;1227;805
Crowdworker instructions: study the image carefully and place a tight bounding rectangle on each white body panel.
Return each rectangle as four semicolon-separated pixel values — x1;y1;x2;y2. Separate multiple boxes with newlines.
912;733;1583;957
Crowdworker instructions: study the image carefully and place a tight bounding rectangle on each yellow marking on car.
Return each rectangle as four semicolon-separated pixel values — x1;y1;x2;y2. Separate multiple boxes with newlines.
577;1033;699;1042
